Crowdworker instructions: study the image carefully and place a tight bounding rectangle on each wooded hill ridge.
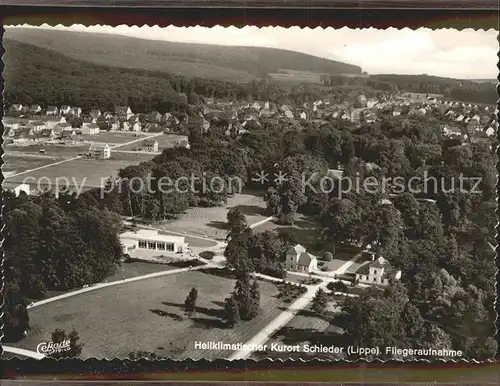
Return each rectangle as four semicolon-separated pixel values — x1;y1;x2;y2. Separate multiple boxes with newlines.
5;28;362;82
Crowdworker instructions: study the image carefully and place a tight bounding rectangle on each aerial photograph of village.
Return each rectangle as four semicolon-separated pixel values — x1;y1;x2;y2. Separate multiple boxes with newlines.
2;26;497;361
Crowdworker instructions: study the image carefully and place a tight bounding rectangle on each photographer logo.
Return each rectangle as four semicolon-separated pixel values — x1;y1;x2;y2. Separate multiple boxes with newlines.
36;340;71;356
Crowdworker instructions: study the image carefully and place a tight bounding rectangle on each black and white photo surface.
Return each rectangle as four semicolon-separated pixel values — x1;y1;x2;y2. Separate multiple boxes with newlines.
2;25;498;361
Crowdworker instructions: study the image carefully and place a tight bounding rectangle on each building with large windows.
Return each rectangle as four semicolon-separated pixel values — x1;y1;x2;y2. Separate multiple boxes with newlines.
119;229;187;255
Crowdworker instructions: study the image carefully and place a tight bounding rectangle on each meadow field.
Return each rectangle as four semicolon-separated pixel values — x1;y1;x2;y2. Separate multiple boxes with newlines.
5;156;153;191
3;154;67;176
252;213;322;251
160;192;269;240
16;270;286;360
77;131;151;145
117;134;188;151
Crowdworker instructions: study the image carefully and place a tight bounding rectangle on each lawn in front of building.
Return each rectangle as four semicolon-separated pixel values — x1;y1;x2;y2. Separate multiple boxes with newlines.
15;270;286;360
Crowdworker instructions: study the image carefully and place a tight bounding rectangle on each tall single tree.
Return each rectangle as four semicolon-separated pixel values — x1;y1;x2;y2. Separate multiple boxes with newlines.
224;295;241;328
311;288;328;314
184;287;198;316
226;208;248;235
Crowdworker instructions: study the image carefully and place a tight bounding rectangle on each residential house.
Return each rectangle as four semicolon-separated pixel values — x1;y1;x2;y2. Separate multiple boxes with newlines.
149;111;162;122
90;109;102;119
13;127;35;142
61;128;77;138
251;102;261;111
354;254;401;286
485;127;495;137
110;121;120;131
46;106;59;116
143;139;159;152
121;121;131;131
285;244;318;273
131;121;142;132
187;116;210;134
69;107;82;117
102;111;114;119
30;105;42;114
392;109;402;117
59;105;72;115
299;111;307;120
40;128;56;140
9;104;25;113
29;121;46;133
89;142;111;160
4;121;20;132
467;120;483;133
3;181;31;196
115;106;134;120
45;116;67;128
81;123;100;135
145;122;161;132
455;114;465;122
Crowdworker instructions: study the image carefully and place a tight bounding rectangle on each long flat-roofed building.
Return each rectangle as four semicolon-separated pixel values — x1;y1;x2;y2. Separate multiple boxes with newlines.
119;229;187;254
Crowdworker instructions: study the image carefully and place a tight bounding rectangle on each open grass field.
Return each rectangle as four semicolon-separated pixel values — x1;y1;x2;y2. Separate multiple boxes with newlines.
15;270;285;360
160;192;269;240
3;154;67;176
5;157;151;191
116;134;188;151
252;213;322;252
5;143;89;158
102;261;177;283
76;131;151;145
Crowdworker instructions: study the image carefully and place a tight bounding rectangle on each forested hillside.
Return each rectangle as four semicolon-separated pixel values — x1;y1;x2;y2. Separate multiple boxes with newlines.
3;39;245;113
6;28;362;82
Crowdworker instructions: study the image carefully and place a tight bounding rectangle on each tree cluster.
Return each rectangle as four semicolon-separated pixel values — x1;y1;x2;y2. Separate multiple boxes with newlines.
223;273;261;327
3;191;123;342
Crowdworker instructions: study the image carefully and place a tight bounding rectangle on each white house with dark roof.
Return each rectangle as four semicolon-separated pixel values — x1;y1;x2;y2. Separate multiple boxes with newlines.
46;106;59;116
59;105;71;115
10;104;25;113
115;106;134;119
90;109;102;119
143;139;159;152
89;142;111;159
354;254;401;286
285;244;318;273
81;123;100;135
69;107;83;117
30;105;42;114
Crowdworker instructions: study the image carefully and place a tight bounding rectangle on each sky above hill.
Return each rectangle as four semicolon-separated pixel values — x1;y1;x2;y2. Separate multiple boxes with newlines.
11;25;498;79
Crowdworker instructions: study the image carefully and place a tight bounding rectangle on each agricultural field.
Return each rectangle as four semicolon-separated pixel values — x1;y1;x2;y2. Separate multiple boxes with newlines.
15;270;286;360
160;192;269;240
